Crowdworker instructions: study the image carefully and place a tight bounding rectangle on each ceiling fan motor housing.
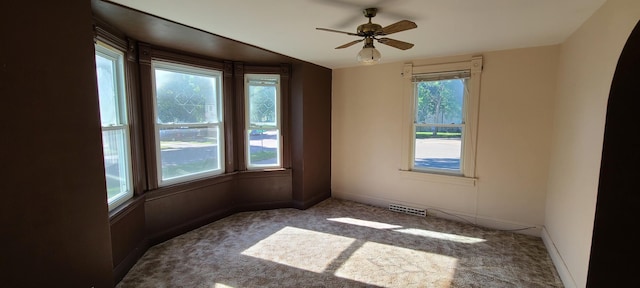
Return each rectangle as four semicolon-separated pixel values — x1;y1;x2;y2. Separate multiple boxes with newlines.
358;8;383;36
357;23;383;36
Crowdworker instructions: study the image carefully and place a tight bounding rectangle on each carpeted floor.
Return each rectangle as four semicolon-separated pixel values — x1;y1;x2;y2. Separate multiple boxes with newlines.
117;198;563;287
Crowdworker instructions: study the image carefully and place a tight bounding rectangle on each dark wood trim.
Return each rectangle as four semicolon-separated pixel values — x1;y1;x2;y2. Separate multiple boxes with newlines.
234;62;247;170
243;65;283;74
145;44;226;70
236;168;291;179
93;17;127;51
109;194;146;223
280;63;291;169
125;38;148;194
223;61;236;172
137;42;158;189
144;173;235;201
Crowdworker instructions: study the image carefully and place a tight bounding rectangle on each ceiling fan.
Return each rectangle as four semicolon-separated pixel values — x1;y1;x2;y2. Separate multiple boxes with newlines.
316;8;417;64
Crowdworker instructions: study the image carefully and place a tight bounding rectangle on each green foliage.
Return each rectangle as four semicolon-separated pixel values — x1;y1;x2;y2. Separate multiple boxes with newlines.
250;150;277;163
163;159;215;179
416;79;464;125
249;85;276;124
156;72;214;123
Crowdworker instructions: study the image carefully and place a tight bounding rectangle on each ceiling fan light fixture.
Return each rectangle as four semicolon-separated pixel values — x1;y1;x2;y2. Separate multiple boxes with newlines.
316;7;417;66
357;38;381;65
357;46;381;65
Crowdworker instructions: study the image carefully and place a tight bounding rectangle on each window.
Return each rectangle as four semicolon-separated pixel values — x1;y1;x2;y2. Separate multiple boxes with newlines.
402;57;482;179
245;74;281;169
95;42;133;210
152;61;224;185
413;71;468;173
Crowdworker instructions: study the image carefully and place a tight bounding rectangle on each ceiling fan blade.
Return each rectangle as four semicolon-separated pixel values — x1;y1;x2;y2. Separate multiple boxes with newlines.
316;27;359;36
380;20;417;35
335;39;364;49
377;37;414;50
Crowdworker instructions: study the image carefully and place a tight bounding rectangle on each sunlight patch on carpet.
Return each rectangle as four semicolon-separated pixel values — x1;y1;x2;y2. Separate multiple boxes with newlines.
241;226;355;273
394;228;486;244
335;241;458;287
327;217;403;229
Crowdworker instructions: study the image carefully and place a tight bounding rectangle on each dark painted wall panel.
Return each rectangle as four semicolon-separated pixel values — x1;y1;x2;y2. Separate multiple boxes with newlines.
1;1;114;287
291;63;333;208
145;180;235;243
290;63;306;205
110;198;146;282
235;170;293;209
301;64;332;206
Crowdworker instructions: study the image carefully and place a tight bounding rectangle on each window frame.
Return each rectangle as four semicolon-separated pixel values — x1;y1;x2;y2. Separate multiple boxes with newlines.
412;71;469;175
95;41;134;211
400;56;483;183
244;73;282;170
151;60;226;186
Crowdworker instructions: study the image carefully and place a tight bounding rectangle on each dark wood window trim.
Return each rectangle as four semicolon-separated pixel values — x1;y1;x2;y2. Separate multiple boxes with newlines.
144;172;236;201
94;21;294;215
235;63;291;170
94;20;146;212
137;43;231;191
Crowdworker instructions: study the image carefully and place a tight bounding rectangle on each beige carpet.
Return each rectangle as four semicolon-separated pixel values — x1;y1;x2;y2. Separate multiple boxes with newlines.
117;198;563;287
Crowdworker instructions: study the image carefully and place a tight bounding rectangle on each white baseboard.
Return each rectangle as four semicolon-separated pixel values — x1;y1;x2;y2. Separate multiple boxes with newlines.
541;227;577;288
332;191;542;236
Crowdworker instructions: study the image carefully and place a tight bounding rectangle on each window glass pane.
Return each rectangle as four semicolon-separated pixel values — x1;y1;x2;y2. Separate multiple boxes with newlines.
415;79;465;125
95;54;118;126
102;129;131;202
248;129;279;166
96;42;132;210
248;85;277;126
155;69;219;124
414;126;462;171
160;126;220;180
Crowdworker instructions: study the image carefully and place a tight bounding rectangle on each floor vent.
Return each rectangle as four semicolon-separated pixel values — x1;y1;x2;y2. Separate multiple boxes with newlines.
389;204;427;217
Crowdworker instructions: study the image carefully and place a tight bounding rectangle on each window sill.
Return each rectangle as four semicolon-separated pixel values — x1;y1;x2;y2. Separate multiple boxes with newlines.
398;169;477;187
109;194;146;224
237;168;291;178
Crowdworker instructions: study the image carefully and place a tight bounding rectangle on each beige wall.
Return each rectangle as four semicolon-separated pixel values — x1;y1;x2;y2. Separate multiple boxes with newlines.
333;1;640;286
544;0;640;287
332;45;559;234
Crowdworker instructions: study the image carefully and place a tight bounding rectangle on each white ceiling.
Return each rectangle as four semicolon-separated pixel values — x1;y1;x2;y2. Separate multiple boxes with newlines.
109;0;606;69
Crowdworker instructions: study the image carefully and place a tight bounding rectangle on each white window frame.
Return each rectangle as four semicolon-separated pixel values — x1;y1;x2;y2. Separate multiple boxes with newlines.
245;74;282;170
400;56;482;184
152;61;225;186
95;41;133;210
